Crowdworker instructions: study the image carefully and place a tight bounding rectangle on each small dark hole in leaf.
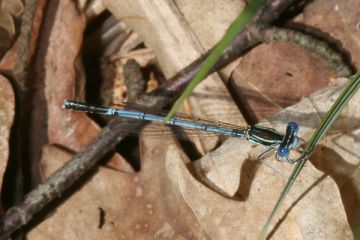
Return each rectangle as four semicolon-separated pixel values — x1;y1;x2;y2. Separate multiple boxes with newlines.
285;72;293;77
98;207;105;229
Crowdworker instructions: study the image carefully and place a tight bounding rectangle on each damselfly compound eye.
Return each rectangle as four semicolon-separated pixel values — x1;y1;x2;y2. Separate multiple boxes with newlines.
288;122;299;133
277;147;289;157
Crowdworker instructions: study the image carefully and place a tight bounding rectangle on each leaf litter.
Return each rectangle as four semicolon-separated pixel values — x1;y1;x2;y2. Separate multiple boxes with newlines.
0;0;359;239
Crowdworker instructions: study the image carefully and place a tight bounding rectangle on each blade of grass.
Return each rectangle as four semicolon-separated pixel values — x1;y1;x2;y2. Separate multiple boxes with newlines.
165;0;265;121
258;72;360;240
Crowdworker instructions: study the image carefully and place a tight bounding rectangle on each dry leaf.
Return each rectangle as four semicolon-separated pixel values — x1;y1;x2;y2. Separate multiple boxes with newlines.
167;77;358;239
303;0;360;68
103;0;246;157
0;0;45;71
0;0;23;56
85;0;106;20
231;42;336;121
35;0;131;172
28;141;211;239
102;0;245;124
166;143;352;239
231;0;360;122
0;75;15;212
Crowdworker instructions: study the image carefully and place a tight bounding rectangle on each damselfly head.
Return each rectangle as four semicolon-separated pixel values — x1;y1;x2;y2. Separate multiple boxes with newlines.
276;147;289;158
275;145;303;164
287;121;299;133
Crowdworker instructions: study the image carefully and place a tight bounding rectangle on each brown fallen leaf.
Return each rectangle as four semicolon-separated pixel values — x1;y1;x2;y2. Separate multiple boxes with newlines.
0;75;15;212
231;42;336;121
303;0;360;68
166;143;352;239
0;0;45;72
231;0;360;123
34;0;132;172
102;0;244;121
174;0;246;78
170;77;357;239
102;0;246;156
28;140;211;239
0;0;23;57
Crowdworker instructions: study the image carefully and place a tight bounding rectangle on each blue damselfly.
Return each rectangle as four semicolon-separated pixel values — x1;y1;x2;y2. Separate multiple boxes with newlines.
63;100;300;163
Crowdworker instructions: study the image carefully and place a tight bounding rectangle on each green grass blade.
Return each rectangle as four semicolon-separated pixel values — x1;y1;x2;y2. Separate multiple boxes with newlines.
258;72;360;240
165;0;265;120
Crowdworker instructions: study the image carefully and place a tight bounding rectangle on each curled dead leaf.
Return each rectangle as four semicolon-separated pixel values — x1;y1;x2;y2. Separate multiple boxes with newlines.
0;75;15;212
0;0;23;55
29;141;211;239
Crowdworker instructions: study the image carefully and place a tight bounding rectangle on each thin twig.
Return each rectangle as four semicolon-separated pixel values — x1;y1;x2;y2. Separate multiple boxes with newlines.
2;1;39;239
257;27;353;77
14;0;38;89
123;59;146;102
